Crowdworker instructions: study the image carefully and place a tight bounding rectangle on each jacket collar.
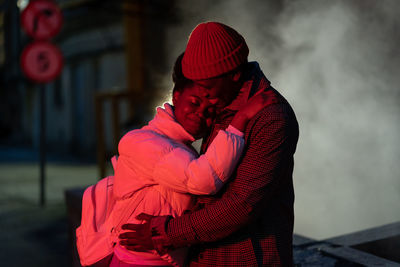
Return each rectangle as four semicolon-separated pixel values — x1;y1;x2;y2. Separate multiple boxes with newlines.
144;103;196;144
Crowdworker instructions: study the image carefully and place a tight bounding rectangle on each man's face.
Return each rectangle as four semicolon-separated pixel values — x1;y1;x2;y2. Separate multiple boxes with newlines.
193;75;241;111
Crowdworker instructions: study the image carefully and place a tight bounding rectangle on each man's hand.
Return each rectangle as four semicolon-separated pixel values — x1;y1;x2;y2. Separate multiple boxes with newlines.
119;213;155;251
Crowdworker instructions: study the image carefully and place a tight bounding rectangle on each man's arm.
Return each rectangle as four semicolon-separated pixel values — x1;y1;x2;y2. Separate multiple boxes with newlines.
164;106;297;247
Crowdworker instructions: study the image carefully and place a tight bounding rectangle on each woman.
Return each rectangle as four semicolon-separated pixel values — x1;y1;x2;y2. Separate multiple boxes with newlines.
109;54;270;266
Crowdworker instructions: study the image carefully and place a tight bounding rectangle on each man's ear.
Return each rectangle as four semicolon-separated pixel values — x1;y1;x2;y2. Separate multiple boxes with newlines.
172;91;180;106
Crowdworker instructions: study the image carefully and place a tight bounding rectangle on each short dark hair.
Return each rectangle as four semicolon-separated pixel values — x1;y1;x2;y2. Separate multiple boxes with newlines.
172;52;193;94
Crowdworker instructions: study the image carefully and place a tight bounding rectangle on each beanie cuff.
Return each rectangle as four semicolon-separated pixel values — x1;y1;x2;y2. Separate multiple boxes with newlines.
183;41;248;80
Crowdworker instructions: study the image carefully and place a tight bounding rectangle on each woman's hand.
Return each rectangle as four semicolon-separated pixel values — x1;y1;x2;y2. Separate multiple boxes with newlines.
230;89;273;132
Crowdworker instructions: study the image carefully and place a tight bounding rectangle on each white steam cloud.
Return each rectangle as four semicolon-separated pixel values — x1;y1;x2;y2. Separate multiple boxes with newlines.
162;0;400;239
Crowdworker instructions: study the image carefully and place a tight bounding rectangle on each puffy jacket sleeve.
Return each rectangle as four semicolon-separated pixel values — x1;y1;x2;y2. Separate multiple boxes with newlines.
153;126;245;195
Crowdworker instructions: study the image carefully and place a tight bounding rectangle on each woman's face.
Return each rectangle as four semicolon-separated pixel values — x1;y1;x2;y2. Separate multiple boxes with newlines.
173;84;219;139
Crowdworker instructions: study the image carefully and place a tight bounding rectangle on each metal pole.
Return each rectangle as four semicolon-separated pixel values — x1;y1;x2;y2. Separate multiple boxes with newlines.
39;84;46;207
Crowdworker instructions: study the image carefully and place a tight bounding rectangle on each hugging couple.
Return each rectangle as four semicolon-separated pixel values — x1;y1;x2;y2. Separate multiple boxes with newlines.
78;22;299;267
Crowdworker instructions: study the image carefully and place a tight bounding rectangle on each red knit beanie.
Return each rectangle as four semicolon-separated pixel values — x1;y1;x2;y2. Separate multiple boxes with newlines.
182;22;249;80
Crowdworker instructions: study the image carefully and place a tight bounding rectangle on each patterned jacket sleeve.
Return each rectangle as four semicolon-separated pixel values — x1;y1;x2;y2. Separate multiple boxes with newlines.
150;104;298;251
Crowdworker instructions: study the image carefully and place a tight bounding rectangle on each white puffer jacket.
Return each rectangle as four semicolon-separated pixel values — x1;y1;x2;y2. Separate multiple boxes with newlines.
112;103;244;266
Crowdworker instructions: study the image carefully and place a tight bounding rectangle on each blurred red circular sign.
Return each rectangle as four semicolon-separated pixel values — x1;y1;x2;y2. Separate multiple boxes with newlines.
21;0;63;39
21;41;63;83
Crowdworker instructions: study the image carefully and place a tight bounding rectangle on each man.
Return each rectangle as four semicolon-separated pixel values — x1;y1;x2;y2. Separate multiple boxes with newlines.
119;22;299;266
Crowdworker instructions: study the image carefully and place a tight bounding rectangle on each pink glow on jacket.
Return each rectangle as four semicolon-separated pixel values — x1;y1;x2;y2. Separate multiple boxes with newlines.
112;103;244;265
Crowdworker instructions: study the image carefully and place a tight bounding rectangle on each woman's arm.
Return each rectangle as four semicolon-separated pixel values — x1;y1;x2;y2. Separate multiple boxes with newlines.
153;89;272;195
153;126;245;195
